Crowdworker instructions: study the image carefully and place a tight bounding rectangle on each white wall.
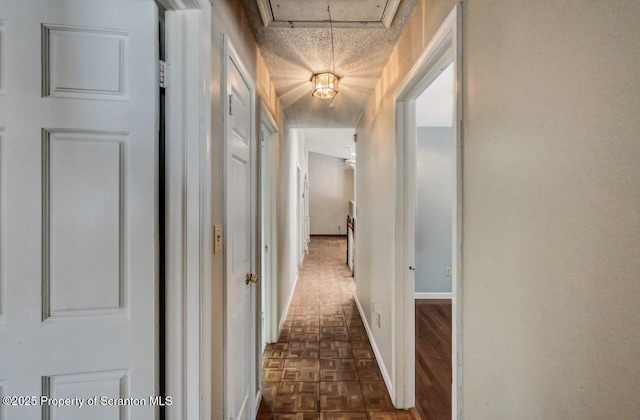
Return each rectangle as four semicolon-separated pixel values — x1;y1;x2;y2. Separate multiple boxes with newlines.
277;127;308;325
356;0;640;418
415;127;452;294
308;152;354;235
305;128;356;159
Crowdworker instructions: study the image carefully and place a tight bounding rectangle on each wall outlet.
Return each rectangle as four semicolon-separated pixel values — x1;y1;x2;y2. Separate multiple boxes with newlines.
445;267;452;277
376;311;381;328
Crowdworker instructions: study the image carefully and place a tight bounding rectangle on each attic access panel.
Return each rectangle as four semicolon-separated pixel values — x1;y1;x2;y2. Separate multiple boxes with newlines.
257;0;402;28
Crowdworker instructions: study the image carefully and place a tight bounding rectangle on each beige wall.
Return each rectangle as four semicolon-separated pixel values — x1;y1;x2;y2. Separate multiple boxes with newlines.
308;152;354;235
356;0;640;418
277;126;308;324
355;0;459;389
209;1;282;417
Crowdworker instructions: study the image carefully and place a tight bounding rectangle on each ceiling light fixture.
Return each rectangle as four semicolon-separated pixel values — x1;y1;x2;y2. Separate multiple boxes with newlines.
311;3;340;103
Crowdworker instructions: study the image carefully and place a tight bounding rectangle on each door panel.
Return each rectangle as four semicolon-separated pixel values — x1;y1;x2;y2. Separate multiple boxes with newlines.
260;127;271;349
0;1;157;419
44;130;125;319
225;49;256;420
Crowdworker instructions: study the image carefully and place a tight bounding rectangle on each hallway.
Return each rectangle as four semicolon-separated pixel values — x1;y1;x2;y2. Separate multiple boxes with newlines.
258;236;412;419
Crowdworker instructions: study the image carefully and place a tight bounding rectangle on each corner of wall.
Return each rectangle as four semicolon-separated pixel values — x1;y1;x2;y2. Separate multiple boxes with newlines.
353;294;394;399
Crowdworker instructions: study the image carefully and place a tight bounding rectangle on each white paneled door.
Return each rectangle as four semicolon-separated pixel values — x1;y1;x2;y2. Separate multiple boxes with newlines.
0;1;157;419
224;42;257;420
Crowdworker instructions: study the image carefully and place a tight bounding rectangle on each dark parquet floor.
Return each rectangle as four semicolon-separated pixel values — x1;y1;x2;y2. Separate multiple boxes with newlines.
258;236;413;420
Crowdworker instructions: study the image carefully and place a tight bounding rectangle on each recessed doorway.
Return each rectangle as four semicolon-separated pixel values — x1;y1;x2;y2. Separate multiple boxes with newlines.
413;61;455;418
259;101;279;349
393;4;461;418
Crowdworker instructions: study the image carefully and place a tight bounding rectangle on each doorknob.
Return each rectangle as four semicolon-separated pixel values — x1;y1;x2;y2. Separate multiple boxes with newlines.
245;273;259;285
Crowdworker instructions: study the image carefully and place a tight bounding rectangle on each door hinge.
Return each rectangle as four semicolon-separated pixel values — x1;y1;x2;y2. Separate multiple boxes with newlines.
228;94;233;116
159;60;168;88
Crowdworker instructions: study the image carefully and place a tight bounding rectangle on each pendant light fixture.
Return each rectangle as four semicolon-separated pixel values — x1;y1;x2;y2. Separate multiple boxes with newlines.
311;3;340;101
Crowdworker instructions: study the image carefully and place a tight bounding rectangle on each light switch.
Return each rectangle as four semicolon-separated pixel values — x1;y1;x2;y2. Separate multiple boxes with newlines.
214;224;222;254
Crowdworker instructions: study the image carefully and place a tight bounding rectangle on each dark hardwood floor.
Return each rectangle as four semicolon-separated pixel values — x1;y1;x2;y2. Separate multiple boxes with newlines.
415;299;452;420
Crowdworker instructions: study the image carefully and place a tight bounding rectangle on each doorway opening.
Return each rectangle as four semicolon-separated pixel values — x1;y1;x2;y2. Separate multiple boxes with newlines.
304;174;310;251
297;164;303;266
413;62;454;419
259;102;279;349
393;4;461;418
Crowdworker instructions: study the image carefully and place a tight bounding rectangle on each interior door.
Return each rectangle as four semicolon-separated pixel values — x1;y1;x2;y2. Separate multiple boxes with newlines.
304;175;310;249
0;1;158;419
259;114;278;348
260;127;271;351
224;46;257;420
297;166;302;264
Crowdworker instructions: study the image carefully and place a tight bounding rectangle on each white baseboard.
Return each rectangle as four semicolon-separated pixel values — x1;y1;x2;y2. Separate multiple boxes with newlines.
253;389;262;416
414;292;453;300
279;272;299;332
354;295;394;400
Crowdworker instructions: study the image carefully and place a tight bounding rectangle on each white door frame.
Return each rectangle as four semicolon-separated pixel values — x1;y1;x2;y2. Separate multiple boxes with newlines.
393;4;461;417
259;100;279;345
296;163;303;266
304;174;310;249
158;0;212;419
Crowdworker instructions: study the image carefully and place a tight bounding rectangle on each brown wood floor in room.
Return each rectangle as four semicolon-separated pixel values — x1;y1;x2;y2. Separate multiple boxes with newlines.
415;299;452;420
258;236;413;419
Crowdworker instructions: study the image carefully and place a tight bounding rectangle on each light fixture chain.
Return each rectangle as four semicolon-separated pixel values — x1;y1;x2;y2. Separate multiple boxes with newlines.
310;2;340;101
328;3;336;74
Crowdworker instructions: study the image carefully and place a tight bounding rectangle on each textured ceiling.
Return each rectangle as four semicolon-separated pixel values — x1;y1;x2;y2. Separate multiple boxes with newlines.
239;0;418;128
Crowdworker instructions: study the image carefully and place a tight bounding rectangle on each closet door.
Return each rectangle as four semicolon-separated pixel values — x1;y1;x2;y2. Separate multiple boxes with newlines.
0;1;158;418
